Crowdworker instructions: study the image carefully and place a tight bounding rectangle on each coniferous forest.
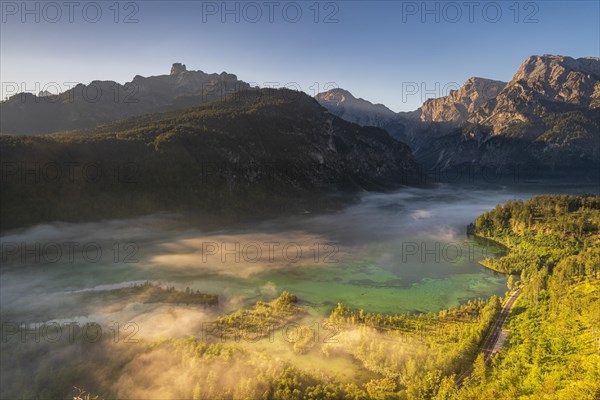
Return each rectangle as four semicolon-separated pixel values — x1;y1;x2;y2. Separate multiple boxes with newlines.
2;3;599;398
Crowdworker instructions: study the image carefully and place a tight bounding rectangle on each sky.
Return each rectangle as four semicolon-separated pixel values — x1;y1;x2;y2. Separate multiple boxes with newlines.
1;0;599;111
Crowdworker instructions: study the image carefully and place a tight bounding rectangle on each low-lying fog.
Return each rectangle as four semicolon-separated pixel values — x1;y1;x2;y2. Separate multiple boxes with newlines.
1;183;597;337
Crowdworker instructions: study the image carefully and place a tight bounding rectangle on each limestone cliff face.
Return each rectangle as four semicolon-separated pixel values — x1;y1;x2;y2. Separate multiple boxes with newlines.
419;77;506;125
509;55;599;106
316;55;599;176
419;55;600;174
315;78;508;149
470;55;600;135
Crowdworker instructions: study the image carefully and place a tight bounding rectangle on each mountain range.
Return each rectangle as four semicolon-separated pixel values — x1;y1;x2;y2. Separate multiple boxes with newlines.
0;63;250;135
0;89;421;229
316;55;599;177
1;55;598;228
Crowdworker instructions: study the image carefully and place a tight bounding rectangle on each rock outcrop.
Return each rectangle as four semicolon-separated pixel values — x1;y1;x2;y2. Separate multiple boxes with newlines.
470;55;600;135
170;63;187;75
316;54;599;177
421;55;600;176
419;77;507;125
0;63;250;135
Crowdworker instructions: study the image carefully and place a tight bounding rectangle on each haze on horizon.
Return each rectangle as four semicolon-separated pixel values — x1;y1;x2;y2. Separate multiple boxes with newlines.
1;0;598;112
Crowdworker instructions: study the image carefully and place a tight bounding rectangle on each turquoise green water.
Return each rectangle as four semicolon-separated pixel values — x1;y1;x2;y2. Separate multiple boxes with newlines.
1;186;528;321
6;183;595;322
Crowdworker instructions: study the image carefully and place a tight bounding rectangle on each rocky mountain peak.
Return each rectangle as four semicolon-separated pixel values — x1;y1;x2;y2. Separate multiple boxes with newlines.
316;88;355;106
512;54;600;83
462;77;506;97
469;54;600;134
419;77;507;125
170;63;187;75
0;63;250;135
315;88;397;127
503;54;600;107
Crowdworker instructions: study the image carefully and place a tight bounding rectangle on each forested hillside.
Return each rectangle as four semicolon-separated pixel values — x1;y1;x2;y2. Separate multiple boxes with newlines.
461;195;600;399
3;195;598;399
470;194;600;275
0;88;421;230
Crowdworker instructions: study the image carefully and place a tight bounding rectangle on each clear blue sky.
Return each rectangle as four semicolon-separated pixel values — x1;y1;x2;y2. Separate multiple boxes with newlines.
1;0;598;111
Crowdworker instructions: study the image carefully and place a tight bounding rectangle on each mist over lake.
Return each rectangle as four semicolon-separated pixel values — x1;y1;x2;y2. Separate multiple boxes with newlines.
3;183;594;331
2;1;599;397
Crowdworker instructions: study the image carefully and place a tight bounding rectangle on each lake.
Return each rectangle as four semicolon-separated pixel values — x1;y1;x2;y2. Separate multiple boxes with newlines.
1;182;596;334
